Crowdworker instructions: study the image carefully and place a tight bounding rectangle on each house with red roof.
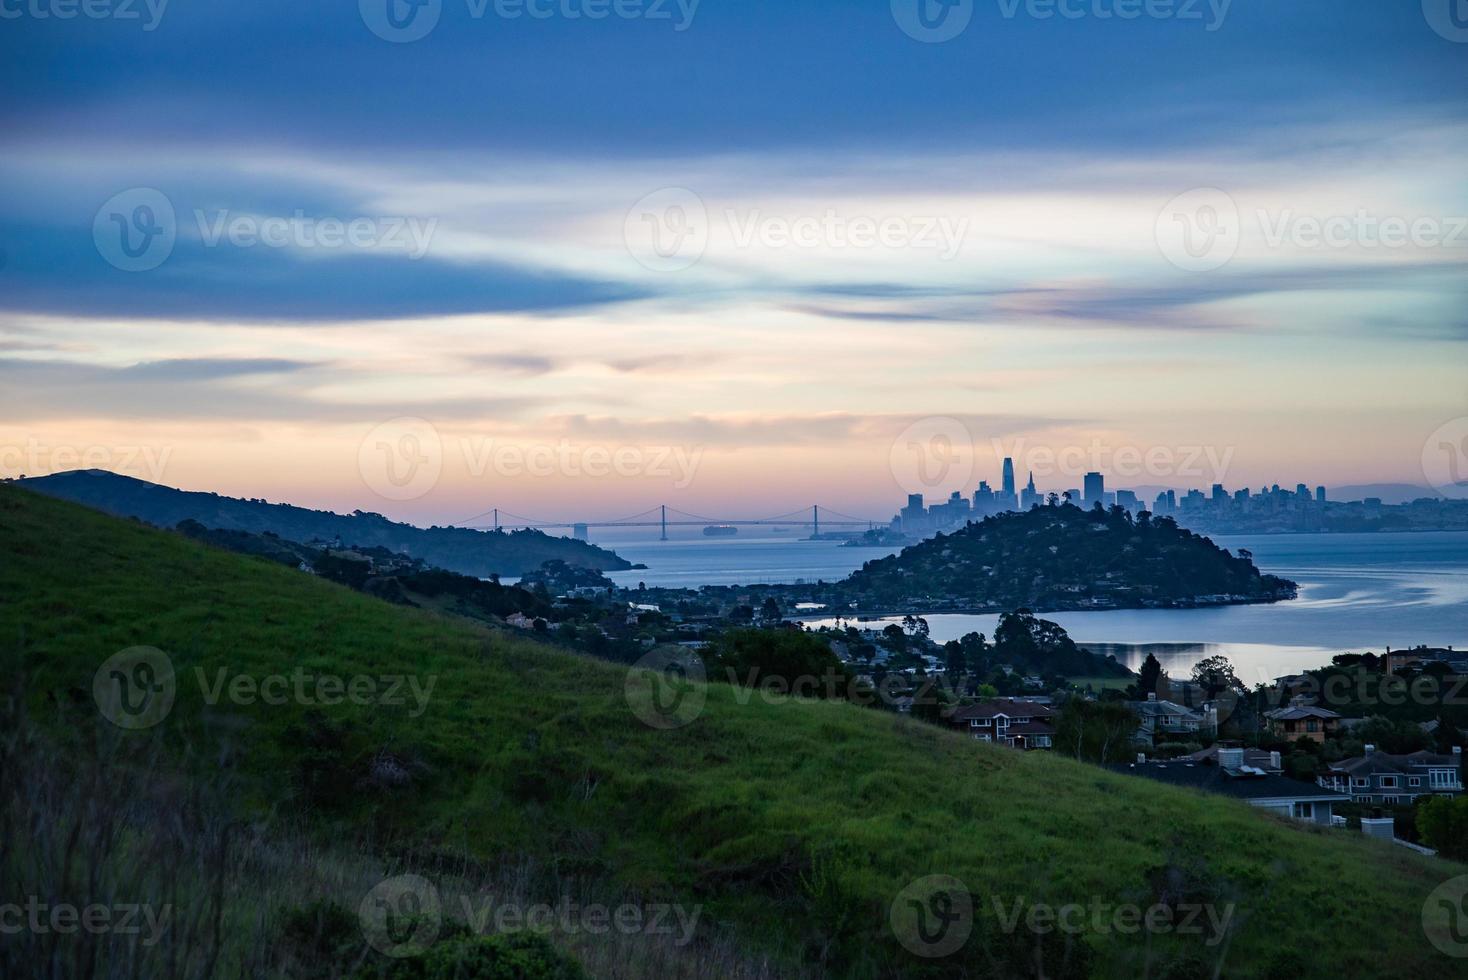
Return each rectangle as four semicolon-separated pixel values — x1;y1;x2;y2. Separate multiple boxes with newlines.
948;698;1055;749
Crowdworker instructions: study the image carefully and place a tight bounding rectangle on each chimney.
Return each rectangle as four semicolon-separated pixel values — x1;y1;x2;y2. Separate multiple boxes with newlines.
1364;744;1376;755
1269;751;1282;770
1136;753;1147;764
1147;693;1157;702
1217;747;1244;770
1454;746;1462;757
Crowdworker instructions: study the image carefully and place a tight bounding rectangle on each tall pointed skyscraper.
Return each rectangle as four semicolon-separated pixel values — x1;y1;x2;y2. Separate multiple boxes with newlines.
1002;457;1016;497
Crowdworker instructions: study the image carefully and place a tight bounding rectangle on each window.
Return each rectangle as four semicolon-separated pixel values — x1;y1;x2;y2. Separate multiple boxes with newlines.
1033;736;1051;748
1382;796;1400;805
1430;770;1458;788
1409;777;1420;787
1379;775;1398;789
1293;802;1314;820
1352;778;1368;788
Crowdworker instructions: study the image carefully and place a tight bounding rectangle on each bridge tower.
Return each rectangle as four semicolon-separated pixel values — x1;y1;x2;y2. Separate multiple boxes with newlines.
813;504;819;538
660;505;668;541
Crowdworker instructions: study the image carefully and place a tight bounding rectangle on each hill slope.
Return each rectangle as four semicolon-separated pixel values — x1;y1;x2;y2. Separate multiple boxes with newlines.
16;469;633;576
846;503;1297;611
0;484;1456;978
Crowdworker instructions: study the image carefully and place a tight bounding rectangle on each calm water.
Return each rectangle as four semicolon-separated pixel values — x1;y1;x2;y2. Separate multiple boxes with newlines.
595;529;1468;680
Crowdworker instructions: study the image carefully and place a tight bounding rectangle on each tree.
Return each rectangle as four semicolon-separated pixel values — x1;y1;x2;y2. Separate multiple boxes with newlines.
1054;699;1140;764
901;614;930;640
943;640;965;677
760;596;783;623
1419;796;1468;861
959;631;990;676
1191;655;1241;700
1137;653;1163;696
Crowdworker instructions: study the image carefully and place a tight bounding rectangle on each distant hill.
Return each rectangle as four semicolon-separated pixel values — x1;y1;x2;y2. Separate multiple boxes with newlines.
14;469;634;577
1327;483;1433;506
845;502;1297;611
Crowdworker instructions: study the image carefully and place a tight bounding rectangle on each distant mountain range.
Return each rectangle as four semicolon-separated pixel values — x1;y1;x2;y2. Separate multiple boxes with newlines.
14;470;635;577
1325;484;1433;506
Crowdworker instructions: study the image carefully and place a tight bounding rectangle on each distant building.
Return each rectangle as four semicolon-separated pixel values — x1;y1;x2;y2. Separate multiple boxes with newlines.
1263;700;1342;744
1083;471;1105;507
1020;471;1044;510
949;699;1055;749
572;523;589;541
1319;746;1464;805
1115;748;1349;825
1002;457;1016;498
1127;693;1210;744
1315;486;1327;504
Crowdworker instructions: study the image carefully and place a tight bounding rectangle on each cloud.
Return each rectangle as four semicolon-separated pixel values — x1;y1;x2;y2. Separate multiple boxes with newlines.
464;353;561;376
0;356;547;424
603;353;722;374
121;357;320;381
543;411;1081;449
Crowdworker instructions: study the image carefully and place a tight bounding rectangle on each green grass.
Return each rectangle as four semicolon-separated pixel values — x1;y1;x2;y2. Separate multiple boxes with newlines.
1;483;1461;978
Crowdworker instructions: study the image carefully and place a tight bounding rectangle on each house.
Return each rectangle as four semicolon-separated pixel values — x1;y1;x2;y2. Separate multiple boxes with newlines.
1381;645;1461;674
1317;745;1464;805
1126;693;1209;744
948;698;1055;749
1263;700;1342;744
1114;748;1349;825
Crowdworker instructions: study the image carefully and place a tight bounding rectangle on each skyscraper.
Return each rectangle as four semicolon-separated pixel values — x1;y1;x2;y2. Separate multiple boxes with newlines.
1020;471;1043;510
1084;471;1105;506
1002;457;1016;497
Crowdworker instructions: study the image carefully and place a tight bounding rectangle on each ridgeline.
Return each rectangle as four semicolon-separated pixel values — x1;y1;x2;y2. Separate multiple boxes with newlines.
16;469;634;577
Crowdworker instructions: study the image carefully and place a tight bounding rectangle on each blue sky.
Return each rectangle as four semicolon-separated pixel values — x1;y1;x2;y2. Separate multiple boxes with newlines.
1;1;1465;519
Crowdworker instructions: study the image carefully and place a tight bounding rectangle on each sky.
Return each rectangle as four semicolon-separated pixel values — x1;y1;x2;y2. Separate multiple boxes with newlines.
1;0;1466;525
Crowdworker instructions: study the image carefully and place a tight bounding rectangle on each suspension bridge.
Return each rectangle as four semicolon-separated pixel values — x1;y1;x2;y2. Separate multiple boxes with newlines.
450;504;883;540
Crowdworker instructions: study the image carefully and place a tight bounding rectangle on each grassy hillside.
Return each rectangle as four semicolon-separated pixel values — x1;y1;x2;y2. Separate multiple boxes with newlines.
0;483;1460;978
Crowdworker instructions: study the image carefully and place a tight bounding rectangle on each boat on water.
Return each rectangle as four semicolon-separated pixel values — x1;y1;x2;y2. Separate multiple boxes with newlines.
703;525;739;537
